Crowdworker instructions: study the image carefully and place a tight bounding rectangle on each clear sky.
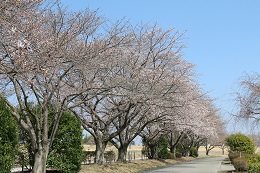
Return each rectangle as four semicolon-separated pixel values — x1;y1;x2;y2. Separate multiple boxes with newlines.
61;0;260;133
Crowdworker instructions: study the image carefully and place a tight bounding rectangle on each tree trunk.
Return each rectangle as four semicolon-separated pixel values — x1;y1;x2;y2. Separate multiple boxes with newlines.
205;144;214;156
95;140;107;164
168;132;183;159
32;149;48;173
170;146;177;159
182;147;189;157
221;144;225;155
117;145;128;162
148;144;157;159
206;149;210;156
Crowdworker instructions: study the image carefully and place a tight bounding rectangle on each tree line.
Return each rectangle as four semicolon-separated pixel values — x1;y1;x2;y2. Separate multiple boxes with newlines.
1;1;226;172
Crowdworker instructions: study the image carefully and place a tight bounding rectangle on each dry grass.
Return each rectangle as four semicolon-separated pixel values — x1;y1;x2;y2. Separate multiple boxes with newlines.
79;157;196;173
198;146;229;157
80;145;229;173
83;144;229;157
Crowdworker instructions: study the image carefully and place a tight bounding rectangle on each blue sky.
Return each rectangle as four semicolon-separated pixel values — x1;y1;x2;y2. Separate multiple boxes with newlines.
61;0;260;132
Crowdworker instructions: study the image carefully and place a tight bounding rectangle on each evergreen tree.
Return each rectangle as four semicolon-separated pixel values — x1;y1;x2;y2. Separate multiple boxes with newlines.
47;112;83;173
157;137;168;159
226;133;255;154
0;95;18;173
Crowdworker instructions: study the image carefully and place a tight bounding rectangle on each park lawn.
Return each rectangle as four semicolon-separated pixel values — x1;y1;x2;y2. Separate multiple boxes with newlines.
79;157;196;173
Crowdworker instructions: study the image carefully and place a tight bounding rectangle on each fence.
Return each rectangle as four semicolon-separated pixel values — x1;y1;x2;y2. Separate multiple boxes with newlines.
82;147;148;164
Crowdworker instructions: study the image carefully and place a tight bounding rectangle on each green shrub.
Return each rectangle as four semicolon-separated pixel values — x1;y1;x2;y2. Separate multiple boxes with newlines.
244;154;260;173
47;112;83;173
226;133;255;154
189;147;198;157
157;137;168;159
167;152;174;159
244;154;259;164
176;144;184;153
248;162;260;173
175;152;182;158
233;157;248;172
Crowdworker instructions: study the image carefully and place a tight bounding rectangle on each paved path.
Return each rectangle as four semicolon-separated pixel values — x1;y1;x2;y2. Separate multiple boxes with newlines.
143;157;235;173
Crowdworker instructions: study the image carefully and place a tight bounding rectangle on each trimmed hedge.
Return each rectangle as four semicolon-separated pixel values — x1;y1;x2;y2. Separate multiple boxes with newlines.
233;157;247;172
228;151;248;163
228;153;260;172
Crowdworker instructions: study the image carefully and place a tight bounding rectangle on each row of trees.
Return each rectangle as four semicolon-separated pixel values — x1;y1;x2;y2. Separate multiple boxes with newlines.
0;1;225;172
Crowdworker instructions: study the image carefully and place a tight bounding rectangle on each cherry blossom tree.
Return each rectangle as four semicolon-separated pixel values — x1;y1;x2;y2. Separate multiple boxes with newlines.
104;24;196;162
141;122;166;159
73;23;195;163
69;20;138;164
233;73;260;152
235;74;260;124
163;90;223;157
203;114;226;155
186;98;223;156
0;1;102;172
0;1;227;171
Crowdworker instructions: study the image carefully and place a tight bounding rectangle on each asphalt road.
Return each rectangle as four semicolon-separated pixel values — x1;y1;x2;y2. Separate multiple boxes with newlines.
142;157;235;173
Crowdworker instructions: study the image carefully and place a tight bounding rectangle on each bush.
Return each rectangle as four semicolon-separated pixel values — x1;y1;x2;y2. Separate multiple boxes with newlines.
226;133;255;154
189;147;198;157
167;152;174;159
233;157;248;172
176;144;184;153
244;154;260;173
248;162;260;173
175;152;182;158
